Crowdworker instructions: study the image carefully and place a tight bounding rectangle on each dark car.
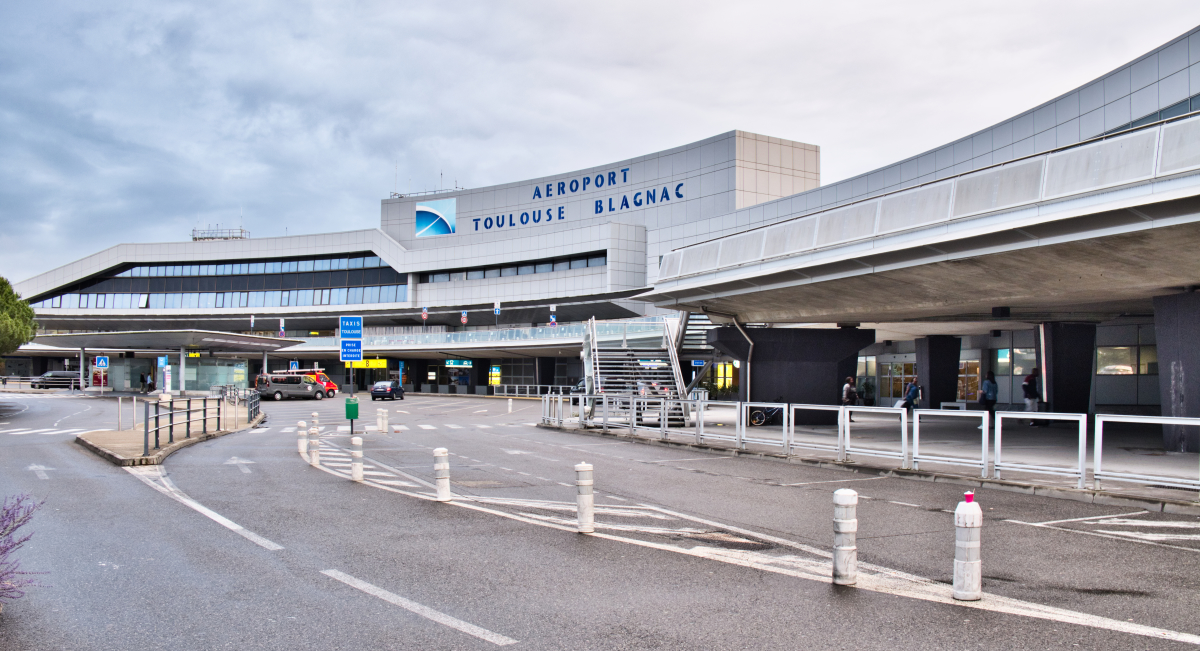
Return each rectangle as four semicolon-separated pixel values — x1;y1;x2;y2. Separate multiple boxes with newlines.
32;371;81;389
370;380;404;401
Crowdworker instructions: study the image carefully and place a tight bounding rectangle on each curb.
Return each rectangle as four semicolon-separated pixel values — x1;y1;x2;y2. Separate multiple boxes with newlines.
535;423;1200;516
75;413;266;466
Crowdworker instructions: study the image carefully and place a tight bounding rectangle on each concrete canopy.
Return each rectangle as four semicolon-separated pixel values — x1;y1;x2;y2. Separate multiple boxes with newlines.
32;330;302;352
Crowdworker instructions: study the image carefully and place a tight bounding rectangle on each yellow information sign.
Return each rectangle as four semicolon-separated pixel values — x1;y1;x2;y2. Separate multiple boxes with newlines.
344;359;388;369
187;352;202;358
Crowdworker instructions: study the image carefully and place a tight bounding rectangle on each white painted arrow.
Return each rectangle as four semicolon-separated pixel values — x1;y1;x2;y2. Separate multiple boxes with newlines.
27;464;55;480
224;457;256;474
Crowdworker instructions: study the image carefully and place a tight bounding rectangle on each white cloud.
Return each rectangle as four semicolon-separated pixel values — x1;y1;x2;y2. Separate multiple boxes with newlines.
2;0;1198;283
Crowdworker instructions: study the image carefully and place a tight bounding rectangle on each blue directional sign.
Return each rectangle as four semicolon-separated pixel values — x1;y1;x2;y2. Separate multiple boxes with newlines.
94;356;109;369
157;356;169;367
340;339;363;362
289;361;299;371
339;315;363;339
549;314;557;327
692;359;706;366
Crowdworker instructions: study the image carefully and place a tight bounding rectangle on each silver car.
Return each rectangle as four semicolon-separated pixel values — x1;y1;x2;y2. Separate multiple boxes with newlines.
257;374;326;401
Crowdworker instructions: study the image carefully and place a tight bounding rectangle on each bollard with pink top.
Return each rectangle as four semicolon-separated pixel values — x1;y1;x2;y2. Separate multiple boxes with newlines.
953;491;983;601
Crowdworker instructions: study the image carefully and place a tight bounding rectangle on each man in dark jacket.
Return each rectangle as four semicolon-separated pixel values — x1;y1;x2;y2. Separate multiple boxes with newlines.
1022;367;1040;426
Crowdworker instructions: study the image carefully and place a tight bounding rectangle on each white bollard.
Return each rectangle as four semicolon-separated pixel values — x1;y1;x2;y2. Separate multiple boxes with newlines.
309;427;321;466
832;488;858;585
575;462;594;533
434;448;451;502
381;409;388;432
350;436;364;482
508;398;512;413
953;491;983;601
297;420;308;455
311;411;319;429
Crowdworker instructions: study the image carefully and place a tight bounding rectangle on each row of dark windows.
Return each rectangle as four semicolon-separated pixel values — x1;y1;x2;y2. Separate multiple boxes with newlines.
113;253;387;277
77;268;407;295
418;252;606;284
1104;93;1200;137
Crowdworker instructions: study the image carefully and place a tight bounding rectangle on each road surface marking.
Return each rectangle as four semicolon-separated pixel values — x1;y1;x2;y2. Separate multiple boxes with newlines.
320;570;517;646
16;429;56;435
250;428;269;433
418;424;437;430
282;427;296;432
392;425;410;431
1006;520;1200;553
647;456;733;463
888;501;922;507
477;424;492;429
0;429;34;434
781;476;890;486
474;409;488;413
337;426;351;432
1027;511;1149;526
1092;518;1200;528
224;457;256;474
446;424;463;429
374;479;420;487
27;464;54;480
1095;531;1200;541
125;467;283;551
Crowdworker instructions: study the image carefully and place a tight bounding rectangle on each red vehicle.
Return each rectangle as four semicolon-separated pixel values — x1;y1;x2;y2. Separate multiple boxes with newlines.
272;368;339;397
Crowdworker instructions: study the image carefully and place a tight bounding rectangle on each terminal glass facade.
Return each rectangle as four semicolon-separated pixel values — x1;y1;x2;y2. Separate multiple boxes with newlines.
28;252;408;309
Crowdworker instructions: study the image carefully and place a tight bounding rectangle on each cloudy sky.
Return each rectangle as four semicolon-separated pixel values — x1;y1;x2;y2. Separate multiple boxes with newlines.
3;1;1199;285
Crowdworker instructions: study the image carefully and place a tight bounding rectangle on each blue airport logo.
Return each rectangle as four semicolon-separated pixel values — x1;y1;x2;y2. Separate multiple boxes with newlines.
415;198;457;238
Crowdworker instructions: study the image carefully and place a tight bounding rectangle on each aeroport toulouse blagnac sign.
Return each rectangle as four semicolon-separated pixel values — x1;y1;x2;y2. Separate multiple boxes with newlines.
415;167;686;237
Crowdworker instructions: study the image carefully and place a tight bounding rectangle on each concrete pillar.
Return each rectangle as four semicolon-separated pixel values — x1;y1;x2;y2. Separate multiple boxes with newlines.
1154;292;1200;451
915;336;960;409
708;326;875;423
535;357;555;388
262;351;268;375
1039;323;1096;415
179;347;187;394
79;348;87;389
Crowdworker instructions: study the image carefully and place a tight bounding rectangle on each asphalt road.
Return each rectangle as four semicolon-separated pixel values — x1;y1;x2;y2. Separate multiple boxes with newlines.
2;391;1199;649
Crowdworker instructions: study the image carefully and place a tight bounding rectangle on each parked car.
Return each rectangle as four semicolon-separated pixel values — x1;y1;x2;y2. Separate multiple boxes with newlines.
256;374;326;401
571;378;606;394
370;380;404;401
31;371;80;389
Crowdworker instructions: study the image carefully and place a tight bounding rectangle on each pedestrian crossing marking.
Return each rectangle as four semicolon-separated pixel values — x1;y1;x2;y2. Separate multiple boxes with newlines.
477;424;492;429
418;424;436;430
392;425;409;431
446;424;463;429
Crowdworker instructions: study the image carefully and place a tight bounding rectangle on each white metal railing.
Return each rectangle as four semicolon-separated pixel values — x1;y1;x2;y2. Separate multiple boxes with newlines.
2;375;84;390
495;384;574;396
1094;414;1200;493
994;411;1088;489
911;409;990;477
739;402;789;450
843;406;909;468
786;404;844;457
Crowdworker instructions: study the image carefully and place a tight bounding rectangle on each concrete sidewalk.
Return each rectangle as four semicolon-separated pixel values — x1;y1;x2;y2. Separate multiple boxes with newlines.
76;404;262;466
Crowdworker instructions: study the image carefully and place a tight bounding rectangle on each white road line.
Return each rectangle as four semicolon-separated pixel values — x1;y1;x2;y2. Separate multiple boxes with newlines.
888;501;922;508
320;570;517;646
477;424;492;429
418;424;437;430
18;429;56;435
337;426;351;432
392;425;410;431
0;429;34;434
1006;520;1200;554
125;467;283;551
282;427;296;432
781;476;890;487
250;428;269;433
1092;518;1200;529
1095;530;1200;541
375;479;420;487
474;409;488;413
647;456;733;463
1027;511;1149;526
446;424;463;429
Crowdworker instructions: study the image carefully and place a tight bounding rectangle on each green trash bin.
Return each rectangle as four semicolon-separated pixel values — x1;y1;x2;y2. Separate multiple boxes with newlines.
345;397;359;420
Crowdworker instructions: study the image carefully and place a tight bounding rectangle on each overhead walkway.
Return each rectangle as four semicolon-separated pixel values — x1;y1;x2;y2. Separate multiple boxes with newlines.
643;112;1200;324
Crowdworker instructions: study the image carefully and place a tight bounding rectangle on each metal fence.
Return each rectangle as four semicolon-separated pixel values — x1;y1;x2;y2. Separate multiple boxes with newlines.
143;397;224;456
1;375;83;390
545;395;1200;496
494;384;575;397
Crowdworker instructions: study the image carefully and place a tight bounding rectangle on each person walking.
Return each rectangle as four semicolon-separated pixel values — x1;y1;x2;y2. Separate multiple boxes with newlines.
1022;367;1040;426
842;376;859;423
980;371;999;427
139;372;146;394
903;380;920;411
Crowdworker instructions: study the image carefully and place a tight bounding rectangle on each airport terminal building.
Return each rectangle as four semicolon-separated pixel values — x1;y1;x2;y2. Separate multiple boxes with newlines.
11;26;1200;448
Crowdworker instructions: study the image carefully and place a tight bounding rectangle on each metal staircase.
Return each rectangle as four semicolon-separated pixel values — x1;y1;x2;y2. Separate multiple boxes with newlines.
584;317;685;397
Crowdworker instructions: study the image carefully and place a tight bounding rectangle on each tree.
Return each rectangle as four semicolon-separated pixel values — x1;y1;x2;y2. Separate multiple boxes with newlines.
0;276;37;358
